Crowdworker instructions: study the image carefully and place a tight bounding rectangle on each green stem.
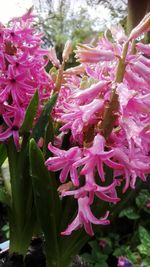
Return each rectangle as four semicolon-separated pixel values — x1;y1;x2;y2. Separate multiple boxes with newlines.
101;42;129;139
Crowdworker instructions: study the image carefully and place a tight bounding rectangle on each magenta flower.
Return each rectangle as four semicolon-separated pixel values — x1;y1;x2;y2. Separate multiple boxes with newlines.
61;196;110;236
136;43;150;56
113;146;150;192
0;105;24;149
73;134;115;182
118;256;134;267
72;80;109;105
45;18;150;237
60;99;104;143
0;10;54;148
62;175;120;204
45;144;82;186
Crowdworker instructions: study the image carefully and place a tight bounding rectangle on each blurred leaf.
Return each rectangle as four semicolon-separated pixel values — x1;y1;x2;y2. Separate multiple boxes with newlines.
20;90;39;133
113;245;129;257
136;189;150;214
0;144;7;167
119;207;140;220
142;258;150;267
32;92;58;142
82;253;95;264
2;223;10;239
138;226;150;256
138;244;150;256
95;262;108;267
0;187;11;206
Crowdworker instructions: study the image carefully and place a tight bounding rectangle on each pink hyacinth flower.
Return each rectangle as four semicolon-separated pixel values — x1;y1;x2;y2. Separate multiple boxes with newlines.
0;106;24;150
61;196;110;236
128;12;150;41
45;144;82;186
75;44;115;63
73;134;115;182
62;175;120;204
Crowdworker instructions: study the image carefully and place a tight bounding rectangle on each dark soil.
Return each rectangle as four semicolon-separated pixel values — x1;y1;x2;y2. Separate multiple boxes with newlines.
0;238;46;267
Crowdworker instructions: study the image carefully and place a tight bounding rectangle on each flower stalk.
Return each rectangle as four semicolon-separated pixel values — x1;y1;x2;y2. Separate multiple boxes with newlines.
101;41;129;138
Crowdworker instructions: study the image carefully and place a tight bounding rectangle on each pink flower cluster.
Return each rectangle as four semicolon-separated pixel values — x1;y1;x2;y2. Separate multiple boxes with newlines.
46;18;150;236
0;10;54;148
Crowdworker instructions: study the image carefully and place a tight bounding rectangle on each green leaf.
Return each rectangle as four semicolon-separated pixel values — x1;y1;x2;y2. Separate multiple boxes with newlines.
43;115;54;159
20;90;39;133
32;92;58;142
7;137;35;255
138;226;150;256
113;246;129;257
119;207;140;220
142;258;150;267
0;144;7;167
0;187;11;206
136;189;150;214
81;253;95;264
29;138;61;266
95;262;108;267
137;244;150;256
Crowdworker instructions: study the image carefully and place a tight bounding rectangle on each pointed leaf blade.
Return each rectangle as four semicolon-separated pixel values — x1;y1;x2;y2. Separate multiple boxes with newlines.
32;92;58;142
29;138;60;265
20;90;39;133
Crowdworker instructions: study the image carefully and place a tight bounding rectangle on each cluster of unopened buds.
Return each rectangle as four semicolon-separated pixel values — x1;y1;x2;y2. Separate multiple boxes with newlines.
45;13;150;236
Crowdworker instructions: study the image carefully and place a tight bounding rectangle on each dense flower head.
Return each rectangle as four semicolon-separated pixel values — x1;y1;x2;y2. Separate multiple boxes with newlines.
0;9;54;149
46;14;150;236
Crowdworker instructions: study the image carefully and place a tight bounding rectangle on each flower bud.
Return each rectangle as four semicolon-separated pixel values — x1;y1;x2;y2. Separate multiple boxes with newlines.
129;12;150;41
62;40;72;62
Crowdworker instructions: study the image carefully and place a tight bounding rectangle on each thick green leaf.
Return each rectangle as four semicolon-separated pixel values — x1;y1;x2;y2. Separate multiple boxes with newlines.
32;92;58;142
7;137;34;255
0;144;7;167
29;138;61;266
119;207;140;220
20;90;39;133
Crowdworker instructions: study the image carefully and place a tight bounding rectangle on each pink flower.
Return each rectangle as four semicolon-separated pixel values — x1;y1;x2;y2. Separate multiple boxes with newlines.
47;47;60;68
73;134;115;182
61;196;110;236
45;144;82;186
113;146;150;192
128;12;150;41
60;99;104;143
72;80;109;104
75;44;115;63
0;105;24;149
136;43;150;56
62;175;120;204
0;10;54;148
